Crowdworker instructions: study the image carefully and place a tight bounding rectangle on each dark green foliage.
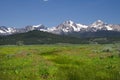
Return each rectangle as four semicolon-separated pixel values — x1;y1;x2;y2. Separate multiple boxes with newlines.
0;30;87;45
1;30;120;45
68;30;120;44
69;30;120;38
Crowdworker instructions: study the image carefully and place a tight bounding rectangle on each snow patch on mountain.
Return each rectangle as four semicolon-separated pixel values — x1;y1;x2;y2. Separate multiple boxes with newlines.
105;26;113;30
0;20;120;35
50;20;88;34
88;20;113;31
0;30;6;33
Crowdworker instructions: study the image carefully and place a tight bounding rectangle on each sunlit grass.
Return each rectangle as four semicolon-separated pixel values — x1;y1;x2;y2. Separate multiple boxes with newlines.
0;44;120;80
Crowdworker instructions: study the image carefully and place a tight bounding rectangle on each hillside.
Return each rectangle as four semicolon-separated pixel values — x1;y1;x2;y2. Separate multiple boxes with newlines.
0;30;85;45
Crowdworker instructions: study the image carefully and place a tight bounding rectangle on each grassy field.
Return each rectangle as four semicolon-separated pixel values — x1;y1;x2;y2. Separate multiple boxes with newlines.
0;44;120;80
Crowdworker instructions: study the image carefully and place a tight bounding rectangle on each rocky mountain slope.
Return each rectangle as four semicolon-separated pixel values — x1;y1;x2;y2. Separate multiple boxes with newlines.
0;20;120;35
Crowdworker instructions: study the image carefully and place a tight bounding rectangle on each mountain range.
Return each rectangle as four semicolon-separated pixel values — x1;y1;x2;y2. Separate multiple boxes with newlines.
0;20;120;35
0;20;120;45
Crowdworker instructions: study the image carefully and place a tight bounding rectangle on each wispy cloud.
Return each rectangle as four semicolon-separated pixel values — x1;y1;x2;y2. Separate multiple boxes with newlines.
43;0;48;2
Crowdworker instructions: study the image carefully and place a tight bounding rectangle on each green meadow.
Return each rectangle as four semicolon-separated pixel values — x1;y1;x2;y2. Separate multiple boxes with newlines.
0;44;120;80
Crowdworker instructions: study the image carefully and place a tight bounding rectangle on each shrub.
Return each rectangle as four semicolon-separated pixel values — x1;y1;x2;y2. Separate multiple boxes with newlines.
16;41;24;46
102;47;113;52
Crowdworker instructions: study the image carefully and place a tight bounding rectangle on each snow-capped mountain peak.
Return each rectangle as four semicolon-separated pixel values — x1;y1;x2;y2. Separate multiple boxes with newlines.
97;20;104;23
24;24;47;32
0;26;16;35
49;20;89;34
0;20;120;35
63;20;74;25
88;20;114;31
91;20;105;27
7;27;16;33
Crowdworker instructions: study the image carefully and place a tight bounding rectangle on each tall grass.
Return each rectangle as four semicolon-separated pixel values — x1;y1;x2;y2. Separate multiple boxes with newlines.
0;44;120;80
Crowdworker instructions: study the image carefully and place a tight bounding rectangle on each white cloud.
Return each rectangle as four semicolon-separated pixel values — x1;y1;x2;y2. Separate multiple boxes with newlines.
43;0;48;2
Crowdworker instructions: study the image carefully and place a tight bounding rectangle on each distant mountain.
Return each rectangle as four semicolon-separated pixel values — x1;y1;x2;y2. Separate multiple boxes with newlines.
0;20;120;38
0;26;16;35
47;20;120;34
0;24;47;35
47;20;88;34
25;24;47;31
87;20;113;32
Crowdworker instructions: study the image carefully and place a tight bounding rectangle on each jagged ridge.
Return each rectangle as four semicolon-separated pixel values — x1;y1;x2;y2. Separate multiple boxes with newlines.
0;20;120;35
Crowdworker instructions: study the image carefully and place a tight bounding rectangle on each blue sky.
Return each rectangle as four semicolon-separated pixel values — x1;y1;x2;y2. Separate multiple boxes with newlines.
0;0;120;28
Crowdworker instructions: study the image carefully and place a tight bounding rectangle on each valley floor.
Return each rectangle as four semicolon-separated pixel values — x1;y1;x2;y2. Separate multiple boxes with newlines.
0;44;120;80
